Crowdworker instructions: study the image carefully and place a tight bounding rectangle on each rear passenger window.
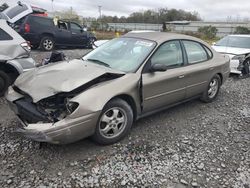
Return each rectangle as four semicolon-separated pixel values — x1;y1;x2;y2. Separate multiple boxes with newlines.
30;16;53;27
204;45;213;59
0;29;13;40
183;40;208;64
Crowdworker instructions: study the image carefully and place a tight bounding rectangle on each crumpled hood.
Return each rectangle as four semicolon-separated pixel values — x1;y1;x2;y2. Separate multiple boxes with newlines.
212;45;250;56
15;59;124;102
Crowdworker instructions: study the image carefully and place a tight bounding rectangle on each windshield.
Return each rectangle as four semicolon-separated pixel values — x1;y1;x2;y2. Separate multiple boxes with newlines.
215;36;250;49
83;37;156;72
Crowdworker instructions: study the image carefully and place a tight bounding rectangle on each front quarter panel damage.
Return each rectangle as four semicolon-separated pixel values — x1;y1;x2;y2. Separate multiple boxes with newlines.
6;71;141;144
69;73;141;119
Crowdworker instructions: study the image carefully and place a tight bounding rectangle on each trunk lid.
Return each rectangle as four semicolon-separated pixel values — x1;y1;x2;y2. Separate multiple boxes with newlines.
1;2;33;23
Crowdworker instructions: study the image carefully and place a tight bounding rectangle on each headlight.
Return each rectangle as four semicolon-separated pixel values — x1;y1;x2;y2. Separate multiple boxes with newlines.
66;102;79;114
20;42;31;52
232;55;245;62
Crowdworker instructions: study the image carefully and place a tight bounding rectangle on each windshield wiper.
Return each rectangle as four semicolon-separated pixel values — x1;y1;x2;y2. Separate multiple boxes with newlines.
86;59;110;67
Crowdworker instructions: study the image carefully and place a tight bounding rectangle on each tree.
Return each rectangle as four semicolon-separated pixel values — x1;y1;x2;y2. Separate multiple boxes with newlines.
162;22;167;31
198;25;218;39
83;7;202;24
234;26;250;34
91;21;100;30
55;8;81;24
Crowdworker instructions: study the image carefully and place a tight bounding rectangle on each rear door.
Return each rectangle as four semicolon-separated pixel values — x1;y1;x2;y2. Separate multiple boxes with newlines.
55;20;71;45
69;22;88;46
181;40;214;98
142;40;187;112
1;2;32;23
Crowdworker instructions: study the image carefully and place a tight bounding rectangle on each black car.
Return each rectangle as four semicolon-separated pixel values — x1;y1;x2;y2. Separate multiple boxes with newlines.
16;15;96;51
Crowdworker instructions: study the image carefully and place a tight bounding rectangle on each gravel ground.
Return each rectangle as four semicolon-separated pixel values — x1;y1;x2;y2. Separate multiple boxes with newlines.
0;49;249;188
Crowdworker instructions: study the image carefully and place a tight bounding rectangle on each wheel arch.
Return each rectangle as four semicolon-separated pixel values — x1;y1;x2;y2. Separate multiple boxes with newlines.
216;72;223;85
107;94;138;121
0;63;20;83
40;33;55;44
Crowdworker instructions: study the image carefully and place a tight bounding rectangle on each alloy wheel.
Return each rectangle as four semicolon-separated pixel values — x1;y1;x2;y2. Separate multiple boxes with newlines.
43;39;53;51
99;107;127;139
0;77;4;91
208;78;219;99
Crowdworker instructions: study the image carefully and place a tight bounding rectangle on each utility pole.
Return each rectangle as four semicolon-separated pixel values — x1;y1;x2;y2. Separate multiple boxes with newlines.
51;0;54;17
98;5;102;31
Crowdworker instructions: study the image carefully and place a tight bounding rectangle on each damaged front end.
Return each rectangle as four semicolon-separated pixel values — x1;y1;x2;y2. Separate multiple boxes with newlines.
14;91;77;124
7;71;124;144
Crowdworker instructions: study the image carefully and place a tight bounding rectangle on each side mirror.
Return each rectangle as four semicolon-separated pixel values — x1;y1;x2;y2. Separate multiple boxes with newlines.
150;63;167;72
212;42;216;46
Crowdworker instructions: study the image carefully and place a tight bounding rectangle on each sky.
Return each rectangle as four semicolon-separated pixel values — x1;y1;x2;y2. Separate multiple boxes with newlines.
2;0;250;21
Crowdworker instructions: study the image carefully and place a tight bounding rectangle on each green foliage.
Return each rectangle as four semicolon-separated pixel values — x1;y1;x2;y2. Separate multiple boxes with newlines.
198;25;218;39
234;26;250;34
94;8;201;24
126;8;201;23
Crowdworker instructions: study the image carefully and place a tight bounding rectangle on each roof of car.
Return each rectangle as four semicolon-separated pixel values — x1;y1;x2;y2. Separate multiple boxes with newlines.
123;32;207;45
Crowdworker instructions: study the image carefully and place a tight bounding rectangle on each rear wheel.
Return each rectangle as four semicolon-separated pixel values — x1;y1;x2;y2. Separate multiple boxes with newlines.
92;99;133;145
31;44;39;50
0;71;11;97
40;36;55;51
201;74;221;103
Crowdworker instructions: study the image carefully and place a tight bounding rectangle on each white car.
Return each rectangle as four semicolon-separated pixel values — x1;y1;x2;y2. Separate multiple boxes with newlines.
212;35;250;74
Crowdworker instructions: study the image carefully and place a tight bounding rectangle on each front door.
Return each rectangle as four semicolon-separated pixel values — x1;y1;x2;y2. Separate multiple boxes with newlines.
56;20;71;45
142;40;187;112
69;22;88;46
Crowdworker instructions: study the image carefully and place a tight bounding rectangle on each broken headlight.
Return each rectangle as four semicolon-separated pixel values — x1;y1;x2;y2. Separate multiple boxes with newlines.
232;54;245;63
66;102;79;114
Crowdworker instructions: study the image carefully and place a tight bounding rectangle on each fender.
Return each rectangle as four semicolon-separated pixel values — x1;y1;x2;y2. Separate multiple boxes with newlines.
7;58;36;74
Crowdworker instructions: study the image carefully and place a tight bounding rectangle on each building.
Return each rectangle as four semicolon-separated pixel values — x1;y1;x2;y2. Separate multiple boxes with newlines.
165;21;250;37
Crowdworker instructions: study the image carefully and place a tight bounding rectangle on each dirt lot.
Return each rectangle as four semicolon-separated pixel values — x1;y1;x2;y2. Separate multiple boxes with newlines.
0;49;249;188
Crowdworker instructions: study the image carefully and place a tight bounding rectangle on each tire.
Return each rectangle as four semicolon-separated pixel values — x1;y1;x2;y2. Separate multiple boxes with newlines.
31;44;39;50
200;74;221;103
87;37;97;49
0;71;11;97
40;36;55;51
92;99;133;145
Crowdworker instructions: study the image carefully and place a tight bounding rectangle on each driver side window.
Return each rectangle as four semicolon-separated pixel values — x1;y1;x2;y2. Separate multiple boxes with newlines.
70;23;82;34
151;40;183;68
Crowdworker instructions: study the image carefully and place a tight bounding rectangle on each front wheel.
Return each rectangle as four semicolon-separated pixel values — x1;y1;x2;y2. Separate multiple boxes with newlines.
92;99;133;145
87;37;97;49
0;71;11;97
200;74;221;103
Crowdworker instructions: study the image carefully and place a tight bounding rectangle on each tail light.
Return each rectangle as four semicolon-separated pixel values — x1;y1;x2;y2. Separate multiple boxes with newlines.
24;23;30;33
20;42;31;52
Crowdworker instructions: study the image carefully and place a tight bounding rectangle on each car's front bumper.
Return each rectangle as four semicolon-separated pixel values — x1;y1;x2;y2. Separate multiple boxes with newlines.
13;113;99;144
6;87;100;144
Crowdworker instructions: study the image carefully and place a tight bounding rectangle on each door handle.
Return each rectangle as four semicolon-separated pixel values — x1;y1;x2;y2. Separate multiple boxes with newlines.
209;67;215;71
178;75;185;79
